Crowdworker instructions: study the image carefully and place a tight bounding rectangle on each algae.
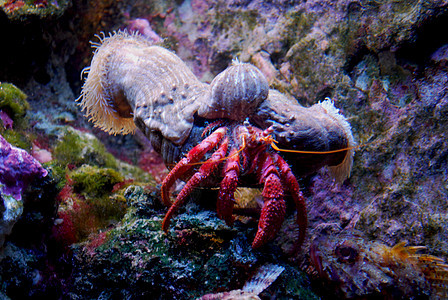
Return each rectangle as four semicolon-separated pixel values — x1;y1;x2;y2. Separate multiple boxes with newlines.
53;128;117;169
67;185;318;299
70;165;123;198
0;82;29;121
0;129;32;152
0;82;32;150
0;0;71;21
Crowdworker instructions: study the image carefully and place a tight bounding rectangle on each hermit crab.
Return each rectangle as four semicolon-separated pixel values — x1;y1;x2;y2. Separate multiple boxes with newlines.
78;31;355;250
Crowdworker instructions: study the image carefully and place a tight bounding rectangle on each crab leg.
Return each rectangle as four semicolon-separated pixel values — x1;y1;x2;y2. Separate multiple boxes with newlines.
252;153;286;249
162;138;229;232
161;127;227;206
217;148;240;225
274;153;307;253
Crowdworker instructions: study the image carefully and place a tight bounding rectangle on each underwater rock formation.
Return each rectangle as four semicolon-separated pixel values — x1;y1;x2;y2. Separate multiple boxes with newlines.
1;0;448;298
0;0;71;21
67;185;318;299
310;231;448;298
0;134;47;247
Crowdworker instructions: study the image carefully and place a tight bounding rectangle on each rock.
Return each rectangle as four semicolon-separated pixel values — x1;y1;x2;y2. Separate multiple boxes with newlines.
0;134;47;247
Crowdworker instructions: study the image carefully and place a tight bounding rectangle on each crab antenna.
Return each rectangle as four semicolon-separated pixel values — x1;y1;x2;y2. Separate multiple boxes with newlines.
270;140;363;154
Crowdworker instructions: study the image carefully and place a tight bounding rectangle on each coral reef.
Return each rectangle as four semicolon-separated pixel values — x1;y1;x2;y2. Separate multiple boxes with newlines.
1;0;448;298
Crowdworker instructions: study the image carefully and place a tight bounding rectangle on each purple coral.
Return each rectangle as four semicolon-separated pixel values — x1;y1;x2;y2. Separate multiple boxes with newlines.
0;134;47;200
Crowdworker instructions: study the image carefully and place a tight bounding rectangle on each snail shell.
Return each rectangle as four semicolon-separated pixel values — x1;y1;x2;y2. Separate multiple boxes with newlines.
198;62;269;121
78;31;209;145
251;90;355;182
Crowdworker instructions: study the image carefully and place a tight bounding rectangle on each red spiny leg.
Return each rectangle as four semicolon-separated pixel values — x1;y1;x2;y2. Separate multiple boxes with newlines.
252;153;286;249
162;138;229;232
161;127;227;206
217;148;240;225
274;153;307;253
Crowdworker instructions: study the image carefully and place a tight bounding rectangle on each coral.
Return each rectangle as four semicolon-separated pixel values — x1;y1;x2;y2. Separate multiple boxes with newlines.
0;134;47;200
0;134;47;247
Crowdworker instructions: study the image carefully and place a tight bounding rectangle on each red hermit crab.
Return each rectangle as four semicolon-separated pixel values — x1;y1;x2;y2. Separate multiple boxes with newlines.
78;31;355;250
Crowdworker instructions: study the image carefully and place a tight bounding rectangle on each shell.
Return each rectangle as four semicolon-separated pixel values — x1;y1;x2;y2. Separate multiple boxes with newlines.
242;264;285;295
198;62;269;121
250;90;355;182
197;264;284;300
78;32;356;183
78;31;210;145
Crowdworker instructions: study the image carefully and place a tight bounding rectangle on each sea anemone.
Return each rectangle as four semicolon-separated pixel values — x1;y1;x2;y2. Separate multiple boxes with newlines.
77;31;144;135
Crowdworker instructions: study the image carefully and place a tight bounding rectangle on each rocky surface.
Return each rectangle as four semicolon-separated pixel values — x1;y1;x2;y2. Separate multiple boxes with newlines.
0;134;48;248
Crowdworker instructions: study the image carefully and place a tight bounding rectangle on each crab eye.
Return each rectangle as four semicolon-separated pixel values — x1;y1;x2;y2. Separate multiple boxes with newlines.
334;242;359;263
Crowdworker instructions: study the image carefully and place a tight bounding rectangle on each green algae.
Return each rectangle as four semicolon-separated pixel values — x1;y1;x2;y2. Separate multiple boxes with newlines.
69;165;127;226
70;165;123;198
281;10;314;47
42;162;66;190
0;82;29;121
49;126;155;246
0;129;32;151
52;127;154;184
53;127;117;169
212;2;259;33
0;83;33;150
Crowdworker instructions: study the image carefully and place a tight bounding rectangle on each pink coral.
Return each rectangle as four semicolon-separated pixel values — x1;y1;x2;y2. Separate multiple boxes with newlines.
0;134;47;200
